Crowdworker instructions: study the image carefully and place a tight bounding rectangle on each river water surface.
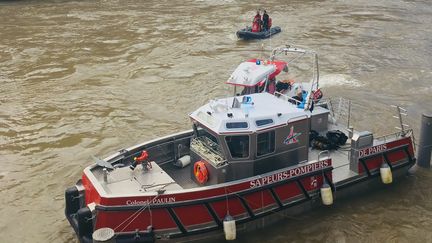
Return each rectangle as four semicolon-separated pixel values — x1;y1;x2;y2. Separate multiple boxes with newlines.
0;0;431;242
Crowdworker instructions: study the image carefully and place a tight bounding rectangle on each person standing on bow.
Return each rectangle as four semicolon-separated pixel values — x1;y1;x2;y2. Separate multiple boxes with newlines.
262;10;270;31
252;10;262;32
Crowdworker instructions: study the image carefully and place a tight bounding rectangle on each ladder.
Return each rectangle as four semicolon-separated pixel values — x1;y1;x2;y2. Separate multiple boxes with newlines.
334;97;352;127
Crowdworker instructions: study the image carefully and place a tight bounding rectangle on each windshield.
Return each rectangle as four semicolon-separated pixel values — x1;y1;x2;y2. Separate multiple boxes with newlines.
191;124;226;166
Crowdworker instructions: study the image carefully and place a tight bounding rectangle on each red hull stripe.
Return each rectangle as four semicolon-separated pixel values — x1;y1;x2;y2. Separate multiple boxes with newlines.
358;137;414;174
93;165;333;232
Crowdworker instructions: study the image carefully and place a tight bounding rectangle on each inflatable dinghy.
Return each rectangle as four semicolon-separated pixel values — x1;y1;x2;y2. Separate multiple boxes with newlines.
236;26;281;40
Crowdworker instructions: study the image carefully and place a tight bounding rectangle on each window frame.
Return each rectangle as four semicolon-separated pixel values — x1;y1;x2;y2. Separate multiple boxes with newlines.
194;124;223;152
255;118;274;127
256;130;276;157
225;121;249;130
224;134;251;160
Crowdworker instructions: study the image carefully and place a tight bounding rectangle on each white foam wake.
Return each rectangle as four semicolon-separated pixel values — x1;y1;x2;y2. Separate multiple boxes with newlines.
319;74;363;88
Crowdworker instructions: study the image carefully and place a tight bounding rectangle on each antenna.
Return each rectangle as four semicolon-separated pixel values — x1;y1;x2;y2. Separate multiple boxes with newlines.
260;43;264;60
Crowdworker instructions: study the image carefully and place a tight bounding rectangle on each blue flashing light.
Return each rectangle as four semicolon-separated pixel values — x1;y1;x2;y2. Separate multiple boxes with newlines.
242;96;253;104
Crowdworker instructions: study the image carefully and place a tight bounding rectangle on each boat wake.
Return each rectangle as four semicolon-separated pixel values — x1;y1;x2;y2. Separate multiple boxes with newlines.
319;74;363;88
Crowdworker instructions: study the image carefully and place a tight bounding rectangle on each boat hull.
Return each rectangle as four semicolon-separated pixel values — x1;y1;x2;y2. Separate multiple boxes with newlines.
65;133;415;242
236;26;281;40
66;160;413;243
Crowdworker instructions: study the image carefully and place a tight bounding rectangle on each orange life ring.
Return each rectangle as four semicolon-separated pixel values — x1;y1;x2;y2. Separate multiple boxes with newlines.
194;161;209;185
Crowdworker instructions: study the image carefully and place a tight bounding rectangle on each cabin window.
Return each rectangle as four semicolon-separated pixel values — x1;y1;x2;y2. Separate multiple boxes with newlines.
194;124;222;154
226;122;249;129
197;128;218;144
256;119;274;127
225;135;250;159
257;131;275;156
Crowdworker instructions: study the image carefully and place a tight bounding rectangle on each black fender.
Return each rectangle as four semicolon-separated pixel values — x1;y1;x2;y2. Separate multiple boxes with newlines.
65;186;80;215
77;207;93;241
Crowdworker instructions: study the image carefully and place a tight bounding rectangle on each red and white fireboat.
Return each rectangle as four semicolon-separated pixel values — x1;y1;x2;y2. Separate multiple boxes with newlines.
65;45;416;243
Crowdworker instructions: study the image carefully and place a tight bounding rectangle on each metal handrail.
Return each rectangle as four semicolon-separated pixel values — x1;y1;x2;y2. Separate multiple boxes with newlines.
374;129;413;143
270;44;319;112
318;150;330;162
274;91;301;105
391;105;409;137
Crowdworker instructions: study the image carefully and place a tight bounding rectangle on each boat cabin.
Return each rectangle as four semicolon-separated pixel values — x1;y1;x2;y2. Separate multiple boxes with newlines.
189;92;329;185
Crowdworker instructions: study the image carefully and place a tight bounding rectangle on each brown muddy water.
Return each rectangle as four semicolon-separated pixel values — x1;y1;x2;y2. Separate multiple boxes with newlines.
0;0;431;242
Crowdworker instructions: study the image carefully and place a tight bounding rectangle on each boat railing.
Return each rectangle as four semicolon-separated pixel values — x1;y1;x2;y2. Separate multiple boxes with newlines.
374;105;415;147
318;150;330;162
316;98;333;111
332;97;352;128
274;91;301;105
104;130;194;167
374;129;413;144
391;105;410;137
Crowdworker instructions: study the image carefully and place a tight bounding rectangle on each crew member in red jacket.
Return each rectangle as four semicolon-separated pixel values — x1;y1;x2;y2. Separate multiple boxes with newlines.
252;10;262;32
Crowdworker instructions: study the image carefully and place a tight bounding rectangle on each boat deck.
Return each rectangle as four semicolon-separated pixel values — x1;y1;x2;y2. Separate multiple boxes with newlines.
308;122;359;184
160;145;358;191
309;145;358;183
98;162;183;195
161;163;197;189
95;123;359;194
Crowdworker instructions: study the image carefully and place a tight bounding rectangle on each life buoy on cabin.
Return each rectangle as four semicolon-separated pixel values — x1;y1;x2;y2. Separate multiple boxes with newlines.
194;161;209;185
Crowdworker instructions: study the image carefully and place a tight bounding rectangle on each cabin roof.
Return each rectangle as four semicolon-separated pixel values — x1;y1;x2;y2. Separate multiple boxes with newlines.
189;92;310;134
226;61;276;87
226;60;288;87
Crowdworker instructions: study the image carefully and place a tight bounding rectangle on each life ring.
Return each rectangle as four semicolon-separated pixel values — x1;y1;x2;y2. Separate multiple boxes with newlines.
194;161;209;185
